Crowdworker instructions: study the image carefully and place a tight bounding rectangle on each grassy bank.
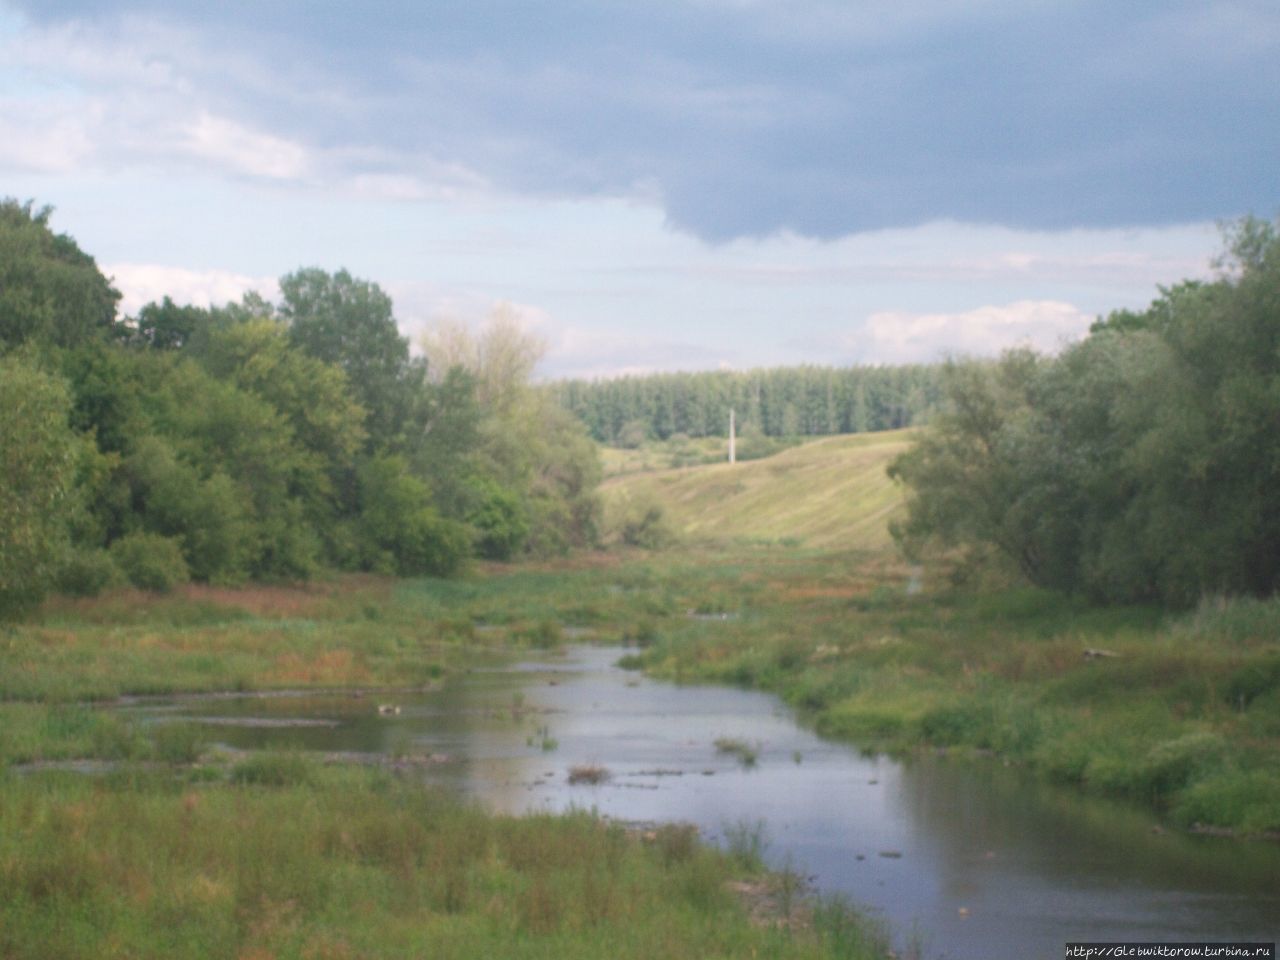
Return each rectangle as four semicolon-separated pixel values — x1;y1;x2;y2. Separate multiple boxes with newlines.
1;572;893;960
598;433;1280;834
10;536;1279;834
0;763;884;960
620;548;1280;835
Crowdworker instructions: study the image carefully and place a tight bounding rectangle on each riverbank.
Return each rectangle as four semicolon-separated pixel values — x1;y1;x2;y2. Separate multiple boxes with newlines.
0;763;887;960
622;547;1280;837
4;543;1278;957
0;572;892;960
7;547;1280;834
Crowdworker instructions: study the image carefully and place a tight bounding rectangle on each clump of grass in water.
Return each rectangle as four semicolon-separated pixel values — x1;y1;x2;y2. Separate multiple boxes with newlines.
527;724;558;751
714;736;761;767
523;618;564;649
567;763;610;785
148;722;206;764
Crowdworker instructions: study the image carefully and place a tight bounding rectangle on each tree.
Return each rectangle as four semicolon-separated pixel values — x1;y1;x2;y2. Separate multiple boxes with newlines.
354;455;470;576
278;268;419;450
130;297;211;350
195;317;368;534
0;199;120;348
420;309;602;555
0;353;82;617
890;216;1280;605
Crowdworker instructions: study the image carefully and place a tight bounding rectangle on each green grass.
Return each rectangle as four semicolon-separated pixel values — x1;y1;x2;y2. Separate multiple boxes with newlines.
599;433;806;478
2;548;895;958
601;431;914;550
0;764;883;960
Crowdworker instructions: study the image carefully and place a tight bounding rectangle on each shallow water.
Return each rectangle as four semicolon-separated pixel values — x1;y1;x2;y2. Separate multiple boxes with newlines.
120;646;1280;959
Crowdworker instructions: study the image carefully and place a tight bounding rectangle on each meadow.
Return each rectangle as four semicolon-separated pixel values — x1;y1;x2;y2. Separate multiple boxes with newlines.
4;429;1279;957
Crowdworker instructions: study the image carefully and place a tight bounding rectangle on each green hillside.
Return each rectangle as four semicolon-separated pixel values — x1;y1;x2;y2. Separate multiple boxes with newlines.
601;430;913;550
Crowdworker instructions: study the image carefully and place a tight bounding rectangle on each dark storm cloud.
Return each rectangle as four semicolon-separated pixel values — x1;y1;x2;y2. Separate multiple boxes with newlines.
9;0;1278;240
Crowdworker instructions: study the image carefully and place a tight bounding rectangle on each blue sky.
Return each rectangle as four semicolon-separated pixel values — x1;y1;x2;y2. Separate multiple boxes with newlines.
2;1;1275;377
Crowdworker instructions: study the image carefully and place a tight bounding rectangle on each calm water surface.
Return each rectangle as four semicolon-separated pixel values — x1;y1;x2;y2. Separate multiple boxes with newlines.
121;646;1279;960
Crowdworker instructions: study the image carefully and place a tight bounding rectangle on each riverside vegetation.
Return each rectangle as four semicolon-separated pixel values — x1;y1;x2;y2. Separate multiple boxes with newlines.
3;525;1276;958
1;577;890;960
602;430;1280;836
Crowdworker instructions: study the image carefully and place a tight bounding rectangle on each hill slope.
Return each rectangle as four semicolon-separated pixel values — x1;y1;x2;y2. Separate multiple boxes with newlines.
601;430;913;551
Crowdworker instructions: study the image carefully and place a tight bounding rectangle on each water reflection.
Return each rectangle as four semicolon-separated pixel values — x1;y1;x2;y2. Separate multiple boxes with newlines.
118;646;1280;960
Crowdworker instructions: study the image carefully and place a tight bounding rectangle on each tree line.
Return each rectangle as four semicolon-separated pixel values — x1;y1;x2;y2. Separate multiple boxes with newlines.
0;200;599;618
549;364;943;447
890;217;1280;607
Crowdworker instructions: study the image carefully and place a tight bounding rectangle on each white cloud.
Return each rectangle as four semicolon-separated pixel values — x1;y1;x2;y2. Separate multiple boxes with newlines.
105;263;278;316
541;325;729;380
180;112;311;181
0;98;96;172
854;300;1094;364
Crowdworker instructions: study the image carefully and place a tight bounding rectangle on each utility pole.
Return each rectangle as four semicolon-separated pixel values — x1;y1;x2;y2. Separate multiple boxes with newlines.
729;408;736;464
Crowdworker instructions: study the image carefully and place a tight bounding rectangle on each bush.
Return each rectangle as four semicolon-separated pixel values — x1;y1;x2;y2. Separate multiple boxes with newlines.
55;548;122;597
358;455;471;576
466;478;529;560
614;494;674;549
615;419;650;449
109;531;190;592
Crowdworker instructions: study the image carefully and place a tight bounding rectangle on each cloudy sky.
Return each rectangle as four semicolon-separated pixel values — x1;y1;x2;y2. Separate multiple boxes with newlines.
2;1;1276;378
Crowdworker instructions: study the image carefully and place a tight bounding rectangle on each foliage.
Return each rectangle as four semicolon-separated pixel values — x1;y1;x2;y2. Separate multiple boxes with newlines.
465;476;530;560
109;531;191;592
0;353;82;618
891;217;1280;605
356;455;471;576
551;362;942;443
422;311;602;556
2;203;604;594
613;492;675;549
0;199;121;348
54;547;123;597
279;267;423;451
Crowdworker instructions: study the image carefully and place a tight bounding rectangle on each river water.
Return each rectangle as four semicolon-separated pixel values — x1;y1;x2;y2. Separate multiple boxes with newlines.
120;645;1279;959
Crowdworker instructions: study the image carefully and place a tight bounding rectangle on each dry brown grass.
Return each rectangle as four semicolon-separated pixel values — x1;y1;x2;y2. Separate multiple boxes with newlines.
177;575;393;618
266;650;372;686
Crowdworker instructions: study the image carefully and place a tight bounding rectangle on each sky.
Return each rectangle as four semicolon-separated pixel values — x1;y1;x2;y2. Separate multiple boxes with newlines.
2;1;1276;379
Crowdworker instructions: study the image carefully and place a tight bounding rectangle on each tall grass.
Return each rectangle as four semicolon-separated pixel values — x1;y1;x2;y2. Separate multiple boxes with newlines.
0;766;886;960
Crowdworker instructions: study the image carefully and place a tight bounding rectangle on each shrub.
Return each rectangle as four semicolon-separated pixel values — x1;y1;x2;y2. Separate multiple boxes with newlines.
55;548;123;597
108;531;190;592
616;495;674;549
466;478;529;561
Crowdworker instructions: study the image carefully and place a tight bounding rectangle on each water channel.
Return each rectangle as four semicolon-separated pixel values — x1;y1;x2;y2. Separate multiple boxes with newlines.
118;645;1279;959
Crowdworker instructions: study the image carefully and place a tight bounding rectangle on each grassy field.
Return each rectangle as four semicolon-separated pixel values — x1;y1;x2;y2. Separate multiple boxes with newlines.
601;430;913;550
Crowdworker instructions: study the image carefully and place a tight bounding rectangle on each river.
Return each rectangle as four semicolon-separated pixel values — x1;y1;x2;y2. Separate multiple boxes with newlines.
119;645;1280;960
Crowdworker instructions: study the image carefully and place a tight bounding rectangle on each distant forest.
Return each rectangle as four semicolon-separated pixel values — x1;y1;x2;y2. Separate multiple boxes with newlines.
550;365;945;446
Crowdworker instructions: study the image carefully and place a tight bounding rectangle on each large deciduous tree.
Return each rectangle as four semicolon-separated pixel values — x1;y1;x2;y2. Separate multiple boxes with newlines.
0;353;82;617
278;268;422;451
0;199;121;348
